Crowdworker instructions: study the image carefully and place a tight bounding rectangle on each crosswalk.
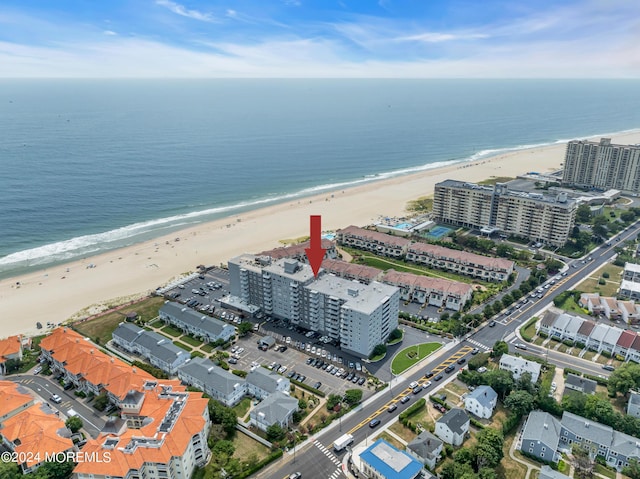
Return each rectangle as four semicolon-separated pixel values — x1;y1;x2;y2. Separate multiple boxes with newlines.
313;440;343;478
466;338;491;351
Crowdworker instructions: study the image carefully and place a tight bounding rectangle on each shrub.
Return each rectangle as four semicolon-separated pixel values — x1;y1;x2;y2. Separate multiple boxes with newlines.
599;278;606;285
603;272;610;279
601;350;612;359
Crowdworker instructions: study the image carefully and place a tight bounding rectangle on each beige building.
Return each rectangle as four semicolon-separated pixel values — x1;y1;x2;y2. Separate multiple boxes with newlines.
433;180;577;247
562;138;640;194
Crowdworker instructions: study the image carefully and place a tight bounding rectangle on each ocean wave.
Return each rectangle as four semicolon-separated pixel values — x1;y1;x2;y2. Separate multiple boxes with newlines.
2;126;639;272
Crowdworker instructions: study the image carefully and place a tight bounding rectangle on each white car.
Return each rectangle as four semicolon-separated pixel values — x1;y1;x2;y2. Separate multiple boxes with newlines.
286;337;292;344
50;394;62;404
236;347;244;354
409;381;419;389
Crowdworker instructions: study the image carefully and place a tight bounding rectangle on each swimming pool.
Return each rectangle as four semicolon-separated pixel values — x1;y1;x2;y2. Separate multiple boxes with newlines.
394;222;413;230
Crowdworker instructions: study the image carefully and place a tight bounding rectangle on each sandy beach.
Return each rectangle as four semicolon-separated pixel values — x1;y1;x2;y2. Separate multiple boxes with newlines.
2;131;640;338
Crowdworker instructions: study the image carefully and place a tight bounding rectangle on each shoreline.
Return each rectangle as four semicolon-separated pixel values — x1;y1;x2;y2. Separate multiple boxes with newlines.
3;129;640;339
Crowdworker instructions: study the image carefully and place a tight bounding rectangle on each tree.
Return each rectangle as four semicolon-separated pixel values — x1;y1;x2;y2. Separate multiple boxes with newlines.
475;428;504;469
32;460;74;479
482;304;495;320
65;415;83;433
326;394;342;411
388;328;402;342
266;424;286;442
468;352;490;371
370;344;387;359
0;461;21;479
621;211;636;223
93;393;109;411
344;389;363;406
484;370;515;400
572;445;594;479
491;340;509;359
208;400;237;438
576;204;592;223
608;362;640;397
623;458;640;479
515;372;536;394
504;390;535;417
212;439;235;457
237;321;253;337
496;243;514;258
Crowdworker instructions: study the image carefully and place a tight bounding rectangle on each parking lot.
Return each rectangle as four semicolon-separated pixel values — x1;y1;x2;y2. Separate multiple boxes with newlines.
164;267;231;314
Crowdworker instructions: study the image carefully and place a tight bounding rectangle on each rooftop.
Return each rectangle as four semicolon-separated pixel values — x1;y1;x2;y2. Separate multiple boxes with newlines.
360;439;423;479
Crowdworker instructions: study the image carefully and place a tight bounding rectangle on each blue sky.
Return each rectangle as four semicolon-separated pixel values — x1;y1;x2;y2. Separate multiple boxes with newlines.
1;0;638;77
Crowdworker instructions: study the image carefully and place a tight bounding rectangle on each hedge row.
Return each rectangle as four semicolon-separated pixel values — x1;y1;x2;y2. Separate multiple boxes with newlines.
399;398;426;421
291;379;325;397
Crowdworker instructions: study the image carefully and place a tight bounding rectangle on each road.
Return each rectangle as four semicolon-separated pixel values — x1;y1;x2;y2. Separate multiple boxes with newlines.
260;222;640;479
13;374;106;438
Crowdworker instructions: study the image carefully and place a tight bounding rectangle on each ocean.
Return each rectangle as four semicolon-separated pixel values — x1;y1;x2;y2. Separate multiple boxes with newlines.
1;79;639;278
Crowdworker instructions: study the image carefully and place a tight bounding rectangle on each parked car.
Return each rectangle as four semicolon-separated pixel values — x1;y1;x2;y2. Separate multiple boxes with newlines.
388;404;397;412
369;419;381;428
400;396;410;404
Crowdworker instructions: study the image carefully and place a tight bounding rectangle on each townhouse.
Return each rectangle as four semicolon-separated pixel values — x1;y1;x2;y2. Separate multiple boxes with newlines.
405;242;514;282
536;310;640;360
381;270;473;312
256;238;337;263
159;301;236;343
246;366;290;400
112;322;190;375
176;357;247;407
321;258;383;284
0;335;22;375
336;225;411;258
249;391;298;432
40;328;156;406
521;410;640;471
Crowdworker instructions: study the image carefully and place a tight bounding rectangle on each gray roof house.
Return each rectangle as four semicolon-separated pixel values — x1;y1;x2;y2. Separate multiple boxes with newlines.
627;391;640;418
407;431;443;470
159;302;236;343
177;357;247;407
249;391;298;432
563;374;597;395
434;408;469;446
111;322;190;375
520;410;562;463
539;465;570;479
246;367;290;400
464;385;498;419
499;354;541;383
538;309;561;336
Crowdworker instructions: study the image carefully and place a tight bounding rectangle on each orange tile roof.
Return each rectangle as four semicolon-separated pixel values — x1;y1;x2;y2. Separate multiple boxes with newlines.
0;336;22;361
382;270;473;297
0;382;73;468
321;259;382;281
41;328;154;400
338;225;412;248
73;384;208;477
0;380;33;416
258;239;335;260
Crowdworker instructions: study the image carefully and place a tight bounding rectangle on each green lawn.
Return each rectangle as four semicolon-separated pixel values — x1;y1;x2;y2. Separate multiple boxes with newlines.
173;341;192;352
201;343;215;353
391;343;441;375
74;296;166;344
594;463;616;479
180;334;203;347
161;324;183;337
233;397;252;420
149;319;164;328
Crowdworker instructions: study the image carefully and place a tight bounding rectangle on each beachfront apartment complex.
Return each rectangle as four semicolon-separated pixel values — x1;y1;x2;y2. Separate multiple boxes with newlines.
562;138;640;194
336;225;515;281
39;328;211;479
228;255;399;357
433;180;577;247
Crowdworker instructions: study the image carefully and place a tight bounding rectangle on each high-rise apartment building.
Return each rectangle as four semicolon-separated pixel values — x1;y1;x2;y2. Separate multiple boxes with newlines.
433;180;577;247
227;255;399;357
562;138;640;193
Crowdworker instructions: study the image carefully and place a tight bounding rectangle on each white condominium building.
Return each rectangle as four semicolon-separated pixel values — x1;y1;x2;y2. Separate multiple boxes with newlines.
227;255;400;357
562;138;640;194
433;180;577;247
302;275;399;357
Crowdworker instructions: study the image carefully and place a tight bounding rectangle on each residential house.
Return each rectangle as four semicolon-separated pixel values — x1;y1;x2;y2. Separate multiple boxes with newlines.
159;302;236;343
360;439;424;479
629;336;640;364
499;354;541;383
407;431;443;470
563;374;596;395
321;259;383;284
623;263;640;283
576;320;595;347
601;326;623;355
464;385;498;419
620;301;640;325
249;391;298;432
627;391;640;419
0;335;22;375
246;367;290;400
519;410;562;463
435;408;470;446
620;280;640;301
112;322;190;375
538;310;561;336
602;297;623;321
579;293;605;316
177;357;247;407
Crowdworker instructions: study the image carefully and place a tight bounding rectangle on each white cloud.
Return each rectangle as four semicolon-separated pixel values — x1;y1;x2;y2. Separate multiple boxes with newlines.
155;0;218;23
397;32;489;43
103;30;117;36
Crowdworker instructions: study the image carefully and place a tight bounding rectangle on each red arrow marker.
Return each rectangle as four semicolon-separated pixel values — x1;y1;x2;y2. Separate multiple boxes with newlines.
305;215;326;278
